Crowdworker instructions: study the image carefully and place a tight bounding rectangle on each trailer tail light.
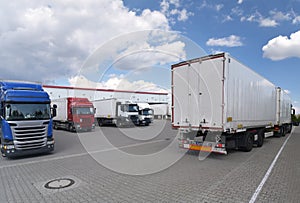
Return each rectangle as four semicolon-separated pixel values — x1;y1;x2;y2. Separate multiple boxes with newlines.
216;143;224;148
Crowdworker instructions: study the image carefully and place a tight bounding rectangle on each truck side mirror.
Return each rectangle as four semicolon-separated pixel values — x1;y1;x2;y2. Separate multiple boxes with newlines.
292;108;296;115
52;104;57;118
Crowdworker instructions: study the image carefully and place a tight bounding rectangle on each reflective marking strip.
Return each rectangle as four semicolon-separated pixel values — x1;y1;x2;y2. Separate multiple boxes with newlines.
189;145;212;152
249;127;294;203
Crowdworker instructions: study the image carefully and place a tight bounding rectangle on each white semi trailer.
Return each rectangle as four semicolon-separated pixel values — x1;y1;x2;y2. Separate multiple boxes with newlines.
172;53;293;154
93;98;139;127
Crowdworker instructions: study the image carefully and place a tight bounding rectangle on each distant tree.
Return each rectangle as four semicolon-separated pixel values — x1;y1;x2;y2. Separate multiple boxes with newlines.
292;114;300;125
292;114;297;122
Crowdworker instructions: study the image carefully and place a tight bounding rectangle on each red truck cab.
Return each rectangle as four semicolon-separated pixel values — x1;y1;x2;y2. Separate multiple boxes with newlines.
53;97;95;132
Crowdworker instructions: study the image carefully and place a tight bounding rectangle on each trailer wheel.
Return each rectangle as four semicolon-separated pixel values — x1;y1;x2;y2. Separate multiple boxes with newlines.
242;132;253;152
282;126;287;137
53;122;58;130
97;119;103;127
287;124;292;133
278;127;284;137
256;130;264;147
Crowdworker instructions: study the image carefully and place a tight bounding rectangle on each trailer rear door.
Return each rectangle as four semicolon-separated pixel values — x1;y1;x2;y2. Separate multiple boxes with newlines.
172;55;224;130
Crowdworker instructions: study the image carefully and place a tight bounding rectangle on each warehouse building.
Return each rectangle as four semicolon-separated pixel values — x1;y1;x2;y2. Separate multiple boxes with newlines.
43;85;170;119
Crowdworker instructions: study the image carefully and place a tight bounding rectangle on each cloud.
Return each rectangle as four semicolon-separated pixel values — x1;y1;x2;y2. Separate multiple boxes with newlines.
222;15;234;22
0;0;171;83
206;35;243;47
170;9;193;22
81;30;187;78
237;0;243;4
240;10;297;27
240;11;278;27
262;30;300;60
160;0;193;23
113;40;186;71
270;10;292;21
292;16;300;24
200;1;224;11
69;75;168;93
259;18;278;27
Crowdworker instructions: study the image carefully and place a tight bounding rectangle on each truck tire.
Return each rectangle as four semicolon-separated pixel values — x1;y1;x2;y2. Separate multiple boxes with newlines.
256;129;264;147
287;124;292;133
97;119;103;127
278;127;284;137
116;120;122;128
242;132;253;152
68;123;74;132
282;127;286;137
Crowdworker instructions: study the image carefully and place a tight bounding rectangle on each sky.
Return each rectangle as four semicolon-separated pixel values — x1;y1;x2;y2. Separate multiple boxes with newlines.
1;0;300;112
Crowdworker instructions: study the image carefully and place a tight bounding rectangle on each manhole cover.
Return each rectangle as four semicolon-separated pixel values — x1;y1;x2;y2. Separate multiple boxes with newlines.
44;178;75;189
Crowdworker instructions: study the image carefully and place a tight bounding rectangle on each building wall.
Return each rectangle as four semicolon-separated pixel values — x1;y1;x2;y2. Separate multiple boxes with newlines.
44;86;170;118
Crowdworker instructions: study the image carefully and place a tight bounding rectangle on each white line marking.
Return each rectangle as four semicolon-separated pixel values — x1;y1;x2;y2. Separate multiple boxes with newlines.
249;128;294;203
89;139;165;154
0;139;168;169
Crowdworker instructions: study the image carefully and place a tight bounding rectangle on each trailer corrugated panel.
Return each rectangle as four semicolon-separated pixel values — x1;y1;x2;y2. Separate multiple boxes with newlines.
52;98;68;121
93;98;117;118
276;88;292;125
224;54;277;130
172;53;277;132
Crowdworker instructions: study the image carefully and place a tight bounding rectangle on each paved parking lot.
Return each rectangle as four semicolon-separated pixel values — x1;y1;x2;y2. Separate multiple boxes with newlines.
0;120;299;203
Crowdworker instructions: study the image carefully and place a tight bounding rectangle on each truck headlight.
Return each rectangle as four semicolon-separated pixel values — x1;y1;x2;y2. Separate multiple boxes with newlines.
47;140;55;145
3;145;15;150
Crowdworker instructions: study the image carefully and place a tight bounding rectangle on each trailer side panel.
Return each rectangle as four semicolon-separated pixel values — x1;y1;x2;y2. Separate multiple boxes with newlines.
224;56;277;130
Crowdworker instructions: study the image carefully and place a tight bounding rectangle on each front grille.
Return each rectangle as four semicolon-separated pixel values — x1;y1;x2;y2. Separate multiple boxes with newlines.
82;118;91;124
13;125;47;150
79;117;92;128
130;115;139;123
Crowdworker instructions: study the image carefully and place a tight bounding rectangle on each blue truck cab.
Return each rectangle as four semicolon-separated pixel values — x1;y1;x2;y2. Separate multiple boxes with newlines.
0;81;56;158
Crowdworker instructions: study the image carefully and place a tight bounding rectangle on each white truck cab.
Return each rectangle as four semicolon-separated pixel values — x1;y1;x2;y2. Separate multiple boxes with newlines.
137;103;153;126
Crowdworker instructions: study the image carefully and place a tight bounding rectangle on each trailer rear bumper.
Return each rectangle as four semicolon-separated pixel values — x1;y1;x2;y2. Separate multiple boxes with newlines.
179;139;227;155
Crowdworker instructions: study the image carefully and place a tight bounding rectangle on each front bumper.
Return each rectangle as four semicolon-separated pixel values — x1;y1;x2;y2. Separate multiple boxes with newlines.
1;139;54;158
73;123;95;131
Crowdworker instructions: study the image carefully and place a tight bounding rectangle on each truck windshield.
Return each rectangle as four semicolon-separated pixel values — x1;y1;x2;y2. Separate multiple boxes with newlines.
140;109;153;115
5;103;51;121
128;104;138;112
72;107;94;115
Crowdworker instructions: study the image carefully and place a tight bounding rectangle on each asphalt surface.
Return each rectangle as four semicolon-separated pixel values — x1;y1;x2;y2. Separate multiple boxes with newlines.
0;120;299;203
